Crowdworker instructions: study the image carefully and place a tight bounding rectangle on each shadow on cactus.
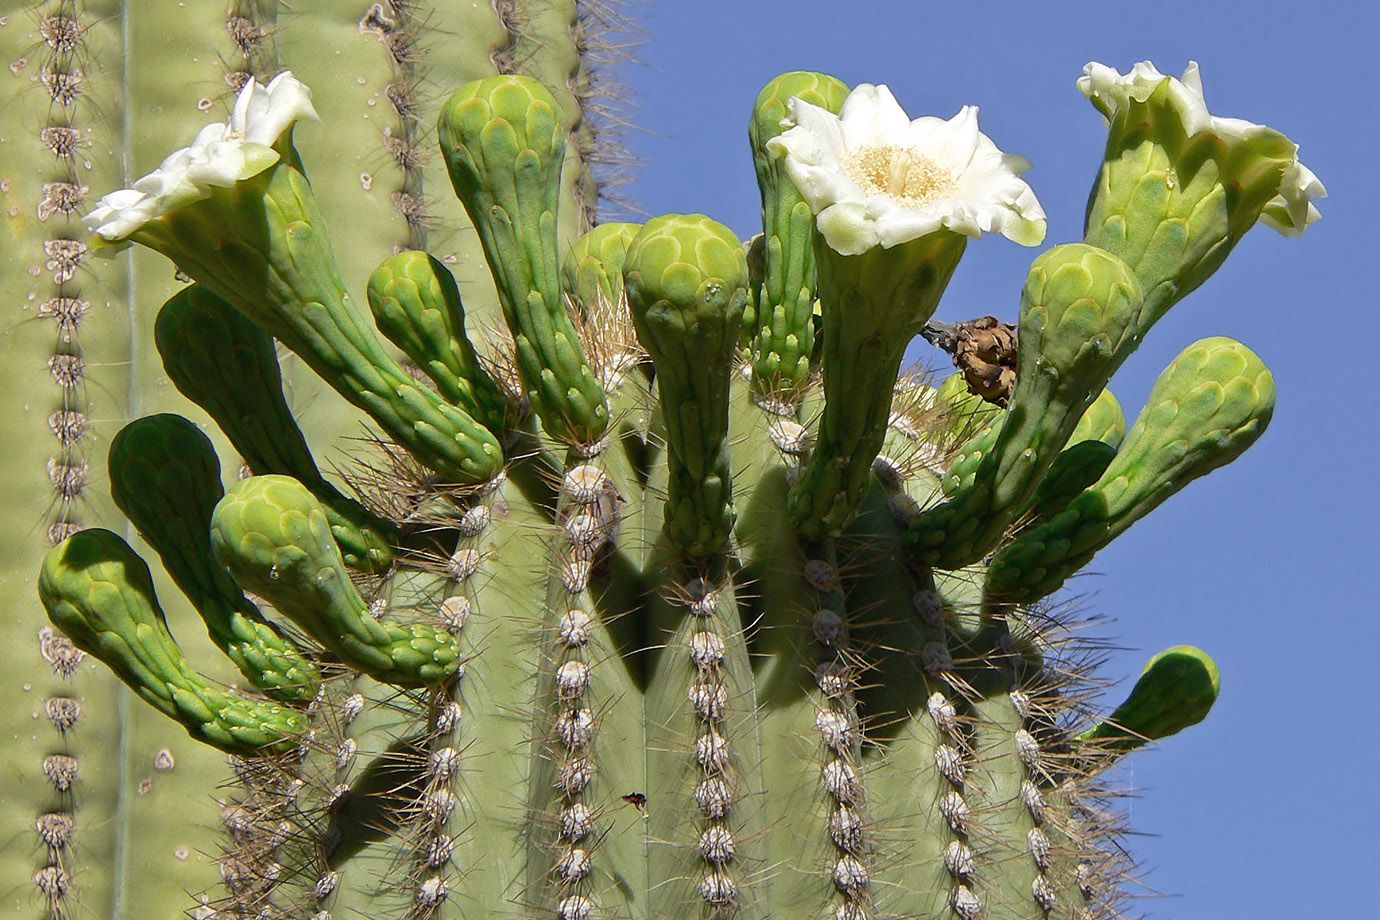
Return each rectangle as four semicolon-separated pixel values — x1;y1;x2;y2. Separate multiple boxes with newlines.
39;58;1321;920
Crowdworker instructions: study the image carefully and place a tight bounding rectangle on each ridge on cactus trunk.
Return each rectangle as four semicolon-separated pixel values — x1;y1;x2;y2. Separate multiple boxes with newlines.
5;5;1324;918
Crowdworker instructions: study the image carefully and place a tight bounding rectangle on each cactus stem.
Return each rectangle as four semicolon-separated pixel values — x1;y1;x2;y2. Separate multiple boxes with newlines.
396;492;493;919
359;1;430;252
646;556;768;917
24;4;95;913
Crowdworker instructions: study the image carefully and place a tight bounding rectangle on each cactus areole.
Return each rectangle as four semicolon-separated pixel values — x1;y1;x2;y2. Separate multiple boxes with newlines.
10;7;1323;916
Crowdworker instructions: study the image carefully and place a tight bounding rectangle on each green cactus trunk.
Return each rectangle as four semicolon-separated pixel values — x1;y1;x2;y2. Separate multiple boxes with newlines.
0;2;619;916
3;10;1315;920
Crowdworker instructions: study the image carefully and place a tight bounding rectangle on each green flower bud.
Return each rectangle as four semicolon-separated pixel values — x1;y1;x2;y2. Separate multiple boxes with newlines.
211;476;459;687
38;529;308;753
156;286;399;569
1080;646;1220;754
624;214;748;557
563;221;642;315
748;71;849;396
366;250;511;436
911;244;1143;567
790;231;968;538
110;415;320;702
439;75;610;446
986;337;1275;602
1080;61;1324;327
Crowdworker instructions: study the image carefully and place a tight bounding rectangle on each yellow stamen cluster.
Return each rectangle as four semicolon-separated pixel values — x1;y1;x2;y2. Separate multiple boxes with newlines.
845;145;955;208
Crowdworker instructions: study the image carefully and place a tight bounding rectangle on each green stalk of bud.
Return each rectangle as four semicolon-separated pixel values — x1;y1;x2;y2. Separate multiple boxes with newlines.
210;475;459;687
624;214;749;557
748;71;850;399
366;250;513;437
155;285;398;570
909;244;1143;567
986;337;1275;602
38;529;308;754
438;75;610;446
791;231;967;538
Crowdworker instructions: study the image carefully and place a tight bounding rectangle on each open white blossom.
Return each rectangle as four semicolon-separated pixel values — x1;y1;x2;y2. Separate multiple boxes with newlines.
84;72;318;244
766;84;1046;256
1078;61;1325;237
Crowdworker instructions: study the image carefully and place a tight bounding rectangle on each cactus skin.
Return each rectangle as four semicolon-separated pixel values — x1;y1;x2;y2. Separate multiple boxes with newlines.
4;9;1314;918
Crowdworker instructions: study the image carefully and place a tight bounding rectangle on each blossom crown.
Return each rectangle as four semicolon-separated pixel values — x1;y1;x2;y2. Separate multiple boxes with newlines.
766;83;1046;256
1078;60;1324;237
84;72;318;245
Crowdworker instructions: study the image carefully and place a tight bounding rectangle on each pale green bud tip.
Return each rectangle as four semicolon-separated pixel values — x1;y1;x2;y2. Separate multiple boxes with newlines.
1145;336;1276;443
751;70;849;144
440;74;564;156
1026;243;1142;311
220;473;322;522
1085;645;1220;748
568;222;641;268
624;214;749;318
210;474;337;573
1143;645;1221;697
1071;388;1126;447
563;222;642;305
39;529;133;613
1022;244;1143;356
368;250;448;305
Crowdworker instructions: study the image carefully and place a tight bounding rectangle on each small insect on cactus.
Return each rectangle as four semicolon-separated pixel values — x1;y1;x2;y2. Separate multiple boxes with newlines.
28;50;1321;920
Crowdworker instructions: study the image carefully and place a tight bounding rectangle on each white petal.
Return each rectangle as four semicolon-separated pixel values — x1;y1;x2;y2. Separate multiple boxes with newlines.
80;73;316;243
790;158;866;212
251;72;319;145
1081;60;1213;135
229;75;262;136
1260;159;1326;236
910;106;982;176
1082;60;1324;238
782;96;848;162
773;81;1046;254
83;188;160;240
1207;114;1274;141
872;199;947;248
190;122;228;150
771;110;862;216
816;201;881;256
839;84;911;148
1179;61;1205;101
229;71;317;146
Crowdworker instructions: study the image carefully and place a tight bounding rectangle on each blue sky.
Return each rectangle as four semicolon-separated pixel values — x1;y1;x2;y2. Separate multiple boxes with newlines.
613;2;1377;915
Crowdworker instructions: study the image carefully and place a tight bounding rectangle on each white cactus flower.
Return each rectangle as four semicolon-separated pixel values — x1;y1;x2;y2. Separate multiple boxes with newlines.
766;84;1046;256
84;72;318;244
1077;61;1325;237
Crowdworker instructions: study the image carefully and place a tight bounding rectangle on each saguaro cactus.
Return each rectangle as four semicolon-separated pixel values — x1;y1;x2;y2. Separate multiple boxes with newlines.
0;1;628;916
5;12;1323;920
